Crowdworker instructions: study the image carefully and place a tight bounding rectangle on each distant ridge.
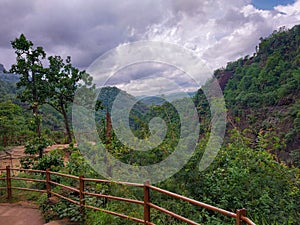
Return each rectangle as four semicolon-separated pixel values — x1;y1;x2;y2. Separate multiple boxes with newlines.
136;91;196;106
0;63;20;83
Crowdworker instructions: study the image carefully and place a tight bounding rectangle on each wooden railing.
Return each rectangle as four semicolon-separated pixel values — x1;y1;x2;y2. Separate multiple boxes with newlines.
0;166;256;225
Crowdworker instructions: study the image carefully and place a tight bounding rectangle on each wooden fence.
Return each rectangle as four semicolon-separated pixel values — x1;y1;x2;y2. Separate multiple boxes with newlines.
0;166;256;225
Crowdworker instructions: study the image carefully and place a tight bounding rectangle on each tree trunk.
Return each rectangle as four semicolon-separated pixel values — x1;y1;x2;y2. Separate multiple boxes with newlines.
32;70;41;138
32;105;41;137
105;109;112;177
33;105;43;158
106;109;112;146
61;103;72;144
39;146;43;158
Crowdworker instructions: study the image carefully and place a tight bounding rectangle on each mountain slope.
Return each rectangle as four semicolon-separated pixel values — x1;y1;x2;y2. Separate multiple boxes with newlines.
212;25;300;166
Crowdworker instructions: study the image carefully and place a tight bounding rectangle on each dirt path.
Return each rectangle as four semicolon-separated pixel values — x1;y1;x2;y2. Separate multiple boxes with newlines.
0;202;77;225
0;202;45;225
0;144;69;172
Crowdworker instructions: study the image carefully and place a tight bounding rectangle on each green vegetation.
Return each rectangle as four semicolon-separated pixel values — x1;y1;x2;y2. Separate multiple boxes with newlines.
46;55;94;143
0;101;29;141
6;34;94;145
10;34;48;137
221;26;299;164
1;26;300;224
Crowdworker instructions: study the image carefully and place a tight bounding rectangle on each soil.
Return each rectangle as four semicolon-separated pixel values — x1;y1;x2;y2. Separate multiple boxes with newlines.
0;201;45;225
0;144;70;172
0;201;81;225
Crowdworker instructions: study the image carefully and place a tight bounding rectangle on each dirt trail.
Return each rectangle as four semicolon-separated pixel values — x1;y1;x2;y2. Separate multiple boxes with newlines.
0;144;69;172
0;202;76;225
0;202;45;225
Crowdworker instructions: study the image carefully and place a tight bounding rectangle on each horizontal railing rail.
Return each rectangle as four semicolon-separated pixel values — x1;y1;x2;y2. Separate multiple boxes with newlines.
0;166;256;225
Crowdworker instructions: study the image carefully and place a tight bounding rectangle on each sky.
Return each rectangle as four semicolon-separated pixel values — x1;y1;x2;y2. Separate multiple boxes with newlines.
0;0;299;95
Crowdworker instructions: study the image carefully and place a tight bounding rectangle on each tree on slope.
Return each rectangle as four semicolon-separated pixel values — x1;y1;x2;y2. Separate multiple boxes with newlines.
10;34;47;137
46;55;93;143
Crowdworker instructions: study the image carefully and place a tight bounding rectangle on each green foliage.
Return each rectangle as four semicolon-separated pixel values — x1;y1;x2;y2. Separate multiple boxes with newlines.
221;25;300;165
290;149;300;167
179;130;300;224
0;101;28;138
10;34;48;136
39;195;82;222
2;26;300;225
0;79;18;102
5;34;96;143
85;208;118;225
46;55;95;143
19;156;35;169
57;201;82;222
24;136;52;156
37;193;59;222
32;150;64;171
224;25;300;113
66;149;98;177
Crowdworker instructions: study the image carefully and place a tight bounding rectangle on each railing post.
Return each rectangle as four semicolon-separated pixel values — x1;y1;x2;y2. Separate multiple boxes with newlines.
236;208;247;225
6;166;12;199
144;180;151;224
46;169;51;198
79;176;85;216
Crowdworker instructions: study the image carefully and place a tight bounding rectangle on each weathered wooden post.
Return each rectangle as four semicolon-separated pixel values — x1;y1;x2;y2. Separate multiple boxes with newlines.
6;166;12;199
236;208;247;225
46;169;51;198
3;136;7;147
79;176;85;216
144;180;151;224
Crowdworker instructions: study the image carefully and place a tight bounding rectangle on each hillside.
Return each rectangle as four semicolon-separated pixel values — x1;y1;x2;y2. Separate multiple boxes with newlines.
212;25;300;166
0;64;20;83
137;92;196;106
0;67;65;144
1;27;300;224
95;86;150;133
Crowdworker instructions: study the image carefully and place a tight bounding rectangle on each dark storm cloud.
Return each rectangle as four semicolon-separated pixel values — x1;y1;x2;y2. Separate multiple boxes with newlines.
0;0;166;68
0;0;299;94
0;1;34;45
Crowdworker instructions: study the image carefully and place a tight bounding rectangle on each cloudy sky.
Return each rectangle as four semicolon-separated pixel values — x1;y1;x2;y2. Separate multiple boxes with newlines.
0;0;300;95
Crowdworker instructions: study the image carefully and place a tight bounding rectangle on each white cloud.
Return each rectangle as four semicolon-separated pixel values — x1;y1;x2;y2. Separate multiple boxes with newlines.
114;64;198;96
275;0;300;16
143;0;300;70
1;0;300;94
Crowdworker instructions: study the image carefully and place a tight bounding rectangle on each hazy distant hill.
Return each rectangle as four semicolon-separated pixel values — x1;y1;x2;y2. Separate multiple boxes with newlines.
97;86;149;112
137;92;196;106
98;87;149;121
0;64;20;83
0;64;18;99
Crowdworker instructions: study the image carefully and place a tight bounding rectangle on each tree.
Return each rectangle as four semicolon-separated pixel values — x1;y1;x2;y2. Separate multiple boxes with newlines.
0;101;27;144
10;34;47;137
46;55;94;143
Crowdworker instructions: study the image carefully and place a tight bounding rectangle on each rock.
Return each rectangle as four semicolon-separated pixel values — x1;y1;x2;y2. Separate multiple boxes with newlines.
48;196;60;205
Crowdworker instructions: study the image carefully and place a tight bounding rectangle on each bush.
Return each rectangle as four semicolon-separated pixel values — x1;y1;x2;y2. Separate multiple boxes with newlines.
32;150;64;171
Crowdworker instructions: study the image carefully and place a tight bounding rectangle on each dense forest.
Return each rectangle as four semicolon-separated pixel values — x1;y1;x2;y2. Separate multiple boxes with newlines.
0;25;300;224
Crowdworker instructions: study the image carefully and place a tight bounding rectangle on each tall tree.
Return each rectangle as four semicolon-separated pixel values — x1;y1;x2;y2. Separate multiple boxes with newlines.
0;101;27;145
10;34;47;137
46;55;93;143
